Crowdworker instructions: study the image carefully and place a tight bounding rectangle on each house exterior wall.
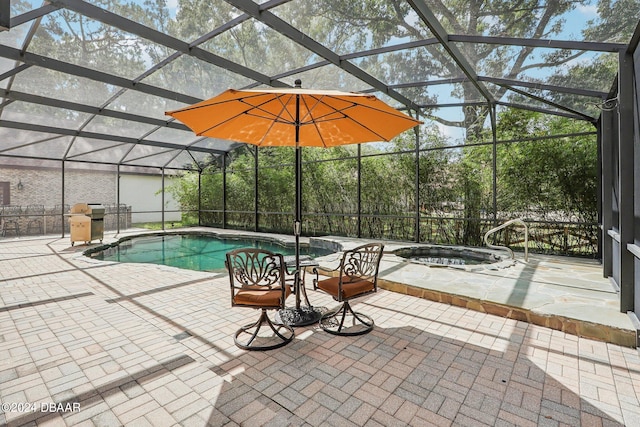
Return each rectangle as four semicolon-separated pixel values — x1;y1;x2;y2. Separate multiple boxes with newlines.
0;166;115;207
120;174;181;223
0;165;180;226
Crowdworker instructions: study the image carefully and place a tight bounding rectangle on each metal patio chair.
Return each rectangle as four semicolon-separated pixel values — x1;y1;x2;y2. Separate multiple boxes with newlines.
25;204;44;235
1;205;22;237
50;204;70;234
226;248;294;351
314;243;384;336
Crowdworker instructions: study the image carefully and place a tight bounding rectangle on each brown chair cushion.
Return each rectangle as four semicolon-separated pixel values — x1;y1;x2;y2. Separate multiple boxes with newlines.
233;286;291;308
317;276;375;300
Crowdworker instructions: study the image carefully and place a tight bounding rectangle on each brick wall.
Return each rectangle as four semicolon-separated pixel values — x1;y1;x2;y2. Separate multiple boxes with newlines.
0;167;116;207
1;165;179;236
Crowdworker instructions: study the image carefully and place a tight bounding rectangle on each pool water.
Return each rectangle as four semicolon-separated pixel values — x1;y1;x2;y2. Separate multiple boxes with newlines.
395;246;501;267
414;256;484;266
91;234;332;272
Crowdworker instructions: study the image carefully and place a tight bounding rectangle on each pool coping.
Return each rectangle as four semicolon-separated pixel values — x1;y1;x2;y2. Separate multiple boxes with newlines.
82;228;310;258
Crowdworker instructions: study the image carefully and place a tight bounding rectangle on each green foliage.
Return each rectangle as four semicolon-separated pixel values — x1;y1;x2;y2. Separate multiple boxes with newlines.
494;109;597;222
167;106;598;254
584;0;640;42
165;171;199;223
307;0;638;136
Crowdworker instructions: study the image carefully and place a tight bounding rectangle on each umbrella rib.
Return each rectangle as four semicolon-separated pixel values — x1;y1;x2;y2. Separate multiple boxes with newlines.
246;93;296;125
254;93;296;146
301;95;414;143
299;96;329;147
195;93;296;138
171;91;271;113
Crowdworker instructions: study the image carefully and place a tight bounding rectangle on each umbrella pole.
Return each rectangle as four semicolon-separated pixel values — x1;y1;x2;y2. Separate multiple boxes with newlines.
275;81;324;327
295;144;302;310
295;86;302;310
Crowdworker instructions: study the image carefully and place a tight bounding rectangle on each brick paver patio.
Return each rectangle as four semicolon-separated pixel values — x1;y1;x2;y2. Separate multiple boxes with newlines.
1;235;640;426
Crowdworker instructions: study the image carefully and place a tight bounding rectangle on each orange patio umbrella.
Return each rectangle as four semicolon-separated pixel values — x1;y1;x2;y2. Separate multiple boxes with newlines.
167;80;421;325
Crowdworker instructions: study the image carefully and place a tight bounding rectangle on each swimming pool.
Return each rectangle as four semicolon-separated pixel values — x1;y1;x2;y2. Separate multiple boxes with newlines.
88;233;333;272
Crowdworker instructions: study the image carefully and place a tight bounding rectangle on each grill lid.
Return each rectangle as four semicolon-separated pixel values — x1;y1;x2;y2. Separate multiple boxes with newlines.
70;203;105;218
70;203;90;215
87;203;105;219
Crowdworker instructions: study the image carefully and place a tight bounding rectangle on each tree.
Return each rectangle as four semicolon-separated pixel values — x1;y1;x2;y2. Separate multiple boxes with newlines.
494;108;597;222
309;0;639;136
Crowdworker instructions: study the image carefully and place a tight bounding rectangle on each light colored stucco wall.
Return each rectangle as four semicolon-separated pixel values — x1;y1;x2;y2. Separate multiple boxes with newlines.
120;174;181;223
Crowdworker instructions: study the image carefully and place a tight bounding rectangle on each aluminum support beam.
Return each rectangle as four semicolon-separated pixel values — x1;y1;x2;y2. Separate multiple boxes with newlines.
357;144;362;238
388;77;468;89
2;90;192;132
628;8;640;321
449;34;626;52
618;50;634;313
0;64;31;82
52;0;284;88
61;160;66;237
222;154;227;229
491;104;498;225
254;146;259;232
478;76;608;99
600;110;614;278
10;4;60;28
224;0;420;110
0;45;201;105
496;84;596;123
340;38;440;60
267;39;440;89
414;113;420;243
161;168;166;230
198;170;202;227
406;0;495;104
0;0;9;31
116;164;121;233
495;101;589;121
0;119;219;154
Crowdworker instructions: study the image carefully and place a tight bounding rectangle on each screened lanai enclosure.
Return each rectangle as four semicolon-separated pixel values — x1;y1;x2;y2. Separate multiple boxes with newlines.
0;2;639;315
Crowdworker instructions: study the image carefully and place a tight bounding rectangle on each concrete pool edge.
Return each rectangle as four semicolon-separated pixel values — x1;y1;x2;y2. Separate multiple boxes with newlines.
310;236;516;271
82;228;311;258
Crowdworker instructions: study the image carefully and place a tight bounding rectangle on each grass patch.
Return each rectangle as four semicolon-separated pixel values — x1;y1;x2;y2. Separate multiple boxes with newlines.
132;221;194;230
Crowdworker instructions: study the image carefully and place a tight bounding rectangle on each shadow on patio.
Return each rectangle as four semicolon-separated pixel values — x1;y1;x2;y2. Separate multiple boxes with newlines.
1;235;639;426
206;322;629;426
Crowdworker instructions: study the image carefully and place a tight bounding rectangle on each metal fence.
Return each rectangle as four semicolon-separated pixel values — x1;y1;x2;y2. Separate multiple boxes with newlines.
0;204;132;238
197;209;598;257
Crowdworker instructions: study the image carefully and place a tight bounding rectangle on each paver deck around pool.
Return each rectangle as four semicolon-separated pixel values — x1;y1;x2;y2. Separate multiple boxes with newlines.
1;228;640;426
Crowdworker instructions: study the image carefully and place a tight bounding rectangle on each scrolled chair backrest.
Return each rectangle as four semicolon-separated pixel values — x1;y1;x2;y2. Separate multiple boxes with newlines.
26;204;44;214
226;248;285;289
341;243;384;282
2;205;22;215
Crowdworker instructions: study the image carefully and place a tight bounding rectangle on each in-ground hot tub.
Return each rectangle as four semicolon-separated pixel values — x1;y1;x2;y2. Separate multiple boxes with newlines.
393;245;515;271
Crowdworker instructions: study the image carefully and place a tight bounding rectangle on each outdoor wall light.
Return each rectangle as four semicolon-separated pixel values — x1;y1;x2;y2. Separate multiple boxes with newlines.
17;180;23;190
